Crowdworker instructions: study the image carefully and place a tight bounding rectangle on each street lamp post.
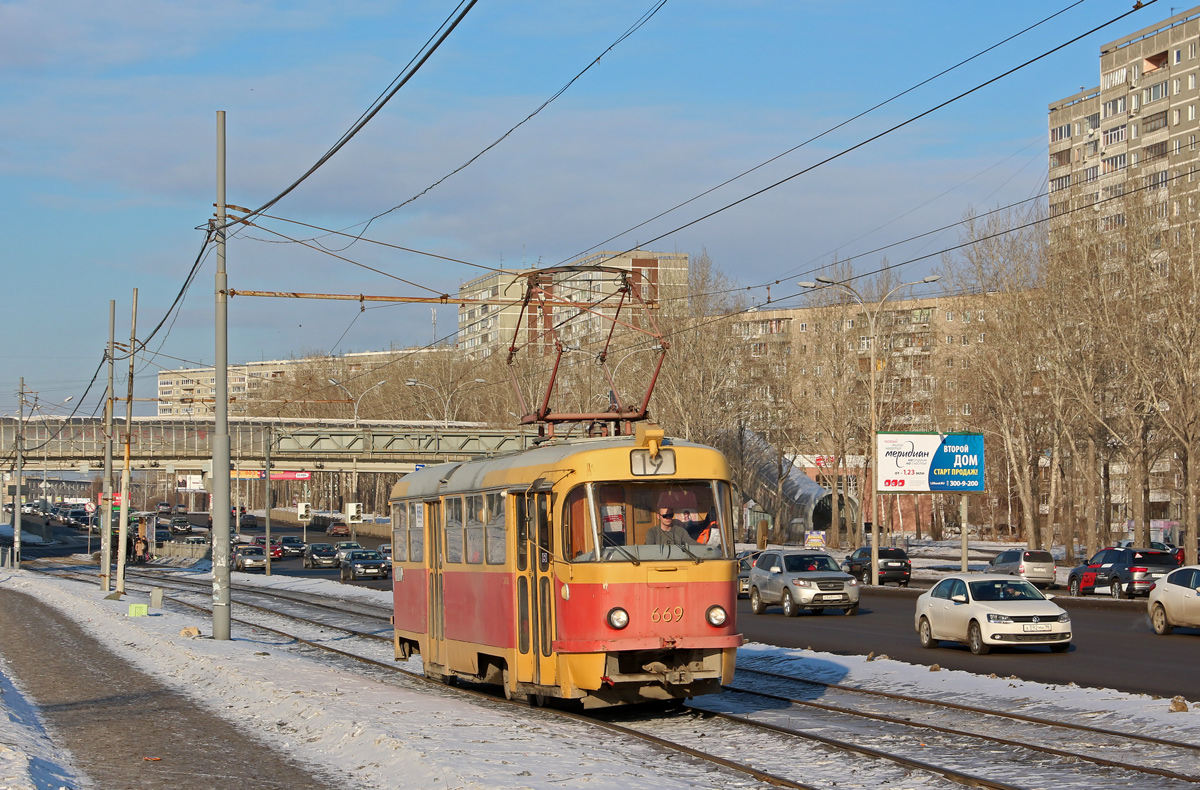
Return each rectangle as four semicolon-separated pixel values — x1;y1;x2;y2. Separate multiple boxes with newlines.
799;274;940;585
405;378;487;425
328;379;386;529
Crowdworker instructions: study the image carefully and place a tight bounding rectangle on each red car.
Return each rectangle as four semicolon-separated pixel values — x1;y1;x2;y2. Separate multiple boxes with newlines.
251;536;283;559
326;521;351;536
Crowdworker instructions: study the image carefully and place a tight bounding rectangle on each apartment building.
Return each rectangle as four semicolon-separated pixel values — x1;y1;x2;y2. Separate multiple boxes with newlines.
156;349;419;416
1048;6;1200;245
455;250;689;358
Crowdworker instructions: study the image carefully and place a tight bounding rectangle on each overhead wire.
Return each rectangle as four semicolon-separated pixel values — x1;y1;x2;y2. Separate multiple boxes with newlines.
562;1;1157;274
561;0;1090;264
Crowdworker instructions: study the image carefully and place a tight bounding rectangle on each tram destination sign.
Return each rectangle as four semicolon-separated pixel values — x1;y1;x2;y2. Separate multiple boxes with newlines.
875;432;985;493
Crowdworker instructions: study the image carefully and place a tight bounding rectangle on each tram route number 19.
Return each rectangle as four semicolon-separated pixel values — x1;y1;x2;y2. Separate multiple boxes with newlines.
651;606;684;623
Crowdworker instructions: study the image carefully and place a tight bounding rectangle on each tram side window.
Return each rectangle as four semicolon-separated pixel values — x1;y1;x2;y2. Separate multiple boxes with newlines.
444;496;464;563
485;491;506;564
565;486;593;560
465;494;484;564
409;502;424;562
391;502;409;562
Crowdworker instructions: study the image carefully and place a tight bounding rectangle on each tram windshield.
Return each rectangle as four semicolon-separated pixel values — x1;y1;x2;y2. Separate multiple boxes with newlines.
566;480;733;563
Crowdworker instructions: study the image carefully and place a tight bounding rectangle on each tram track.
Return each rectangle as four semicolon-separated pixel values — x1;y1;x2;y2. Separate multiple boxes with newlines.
32;563;1200;790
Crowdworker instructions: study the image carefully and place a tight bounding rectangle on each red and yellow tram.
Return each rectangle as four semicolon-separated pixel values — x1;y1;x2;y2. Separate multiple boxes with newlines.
388;424;742;707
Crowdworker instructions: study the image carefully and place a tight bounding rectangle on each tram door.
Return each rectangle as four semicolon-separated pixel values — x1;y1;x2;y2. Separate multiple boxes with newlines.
426;499;445;669
517;491;556;686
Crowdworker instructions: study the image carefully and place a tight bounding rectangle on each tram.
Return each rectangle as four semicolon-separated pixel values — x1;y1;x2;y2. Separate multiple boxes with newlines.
388;423;742;707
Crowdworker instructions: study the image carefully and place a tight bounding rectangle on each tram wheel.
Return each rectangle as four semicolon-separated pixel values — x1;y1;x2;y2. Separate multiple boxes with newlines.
502;667;530;704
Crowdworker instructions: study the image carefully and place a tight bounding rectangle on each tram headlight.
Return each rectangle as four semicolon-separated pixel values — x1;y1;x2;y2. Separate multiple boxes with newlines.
606;607;630;630
705;605;728;627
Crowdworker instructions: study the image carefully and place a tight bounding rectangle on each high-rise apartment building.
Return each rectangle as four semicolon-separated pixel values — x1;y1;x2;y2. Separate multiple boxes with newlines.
456;251;689;358
1048;6;1200;244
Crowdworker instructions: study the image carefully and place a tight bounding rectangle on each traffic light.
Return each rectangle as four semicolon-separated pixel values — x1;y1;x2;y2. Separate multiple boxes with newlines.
346;502;363;524
297;502;312;522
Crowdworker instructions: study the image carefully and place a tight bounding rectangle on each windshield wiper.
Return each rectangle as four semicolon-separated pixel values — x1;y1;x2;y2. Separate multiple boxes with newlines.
605;539;640;565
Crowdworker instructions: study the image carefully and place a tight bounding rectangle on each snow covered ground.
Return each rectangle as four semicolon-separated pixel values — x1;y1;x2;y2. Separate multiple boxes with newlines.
1;556;1197;790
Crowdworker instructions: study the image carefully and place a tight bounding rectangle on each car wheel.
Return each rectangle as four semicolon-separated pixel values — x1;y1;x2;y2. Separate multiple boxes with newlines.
781;590;799;617
1152;604;1174;635
968;621;990;655
1068;577;1081;597
1048;642;1070;653
843;604;859;616
899;581;909;588
750;587;766;615
1110;579;1125;599
918;616;937;648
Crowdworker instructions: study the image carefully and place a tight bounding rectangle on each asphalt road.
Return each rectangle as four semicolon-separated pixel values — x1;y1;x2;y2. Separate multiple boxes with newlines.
14;523;1196;697
736;586;1199;699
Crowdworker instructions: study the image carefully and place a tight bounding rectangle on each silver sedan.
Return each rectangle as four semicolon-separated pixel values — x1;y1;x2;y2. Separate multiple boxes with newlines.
915;574;1071;655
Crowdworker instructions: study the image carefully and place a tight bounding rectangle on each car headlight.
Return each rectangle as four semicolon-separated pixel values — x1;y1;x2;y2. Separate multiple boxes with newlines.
706;605;728;627
847;578;859;587
1057;612;1070;623
987;613;1013;624
606;607;629;630
791;579;813;587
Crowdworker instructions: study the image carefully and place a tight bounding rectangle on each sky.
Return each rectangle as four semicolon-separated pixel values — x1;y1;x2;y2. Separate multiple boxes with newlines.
0;0;1177;416
2;557;1198;790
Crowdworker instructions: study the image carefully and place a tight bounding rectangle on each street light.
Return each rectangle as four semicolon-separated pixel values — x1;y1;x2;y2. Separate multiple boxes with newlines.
327;379;387;427
405;378;487;425
800;273;940;584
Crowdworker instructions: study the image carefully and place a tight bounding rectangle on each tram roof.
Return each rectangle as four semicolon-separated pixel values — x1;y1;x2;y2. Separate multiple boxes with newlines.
391;433;722;500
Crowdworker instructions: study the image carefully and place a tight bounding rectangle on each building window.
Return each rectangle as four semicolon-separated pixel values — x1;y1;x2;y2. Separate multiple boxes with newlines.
1050;175;1071;192
946;358;955;368
1176;50;1183;65
1174;109;1181;125
945;335;954;345
1175;139;1182;155
962;310;972;322
1144;81;1169;104
962;403;972;416
978;333;986;343
1146;170;1169;190
1050;149;1071;168
947;405;956;416
1144;110;1169;133
961;335;969;346
1192;75;1198;90
1050;122;1072;143
1083;165;1099;183
1143;141;1169;162
1192;42;1198;59
1191;105;1197;122
798;322;807;332
1102;96;1127;118
945;311;953;322
1102;153;1126;174
1102;124;1127;146
1102;67;1128;90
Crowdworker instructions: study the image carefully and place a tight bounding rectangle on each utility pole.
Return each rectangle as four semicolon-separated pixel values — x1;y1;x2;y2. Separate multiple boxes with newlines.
102;300;115;591
212;110;232;641
116;290;138;594
264;428;272;576
13;378;25;568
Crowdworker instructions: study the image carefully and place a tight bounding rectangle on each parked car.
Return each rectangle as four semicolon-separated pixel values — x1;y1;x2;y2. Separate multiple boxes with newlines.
233;545;267;572
275;535;306;557
333;541;363;566
303;542;339;568
842;546;911;586
1148;565;1200;634
1066;547;1179;598
748;550;860;616
169;516;192;535
326;521;351;537
987;548;1057;588
340;550;390;581
736;550;755;598
915;574;1072;655
1116;539;1176;552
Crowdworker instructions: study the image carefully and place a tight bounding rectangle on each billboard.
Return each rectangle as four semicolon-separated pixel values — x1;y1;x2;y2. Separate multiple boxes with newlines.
876;433;985;493
176;474;205;493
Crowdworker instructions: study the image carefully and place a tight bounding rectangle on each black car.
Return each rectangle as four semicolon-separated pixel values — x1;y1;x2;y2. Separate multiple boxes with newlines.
340;550;390;581
1067;547;1179;598
169;516;193;534
303;542;339;569
842;546;911;586
275;535;306;557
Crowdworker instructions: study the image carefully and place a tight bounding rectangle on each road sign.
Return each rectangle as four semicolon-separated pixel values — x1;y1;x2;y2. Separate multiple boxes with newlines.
804;530;827;549
84;502;96;514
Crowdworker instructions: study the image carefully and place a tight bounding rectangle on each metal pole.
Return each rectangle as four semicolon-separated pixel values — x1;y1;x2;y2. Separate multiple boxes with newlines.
13;378;24;568
212;110;232;640
116;289;137;594
102;300;115;590
960;493;970;572
868;310;879;586
264;428;272;576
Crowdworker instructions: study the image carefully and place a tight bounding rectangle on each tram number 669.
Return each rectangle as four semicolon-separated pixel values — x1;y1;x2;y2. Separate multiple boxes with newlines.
651;606;684;623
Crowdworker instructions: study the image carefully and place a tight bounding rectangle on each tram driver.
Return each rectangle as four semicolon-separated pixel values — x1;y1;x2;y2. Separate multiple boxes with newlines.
645;493;696;546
